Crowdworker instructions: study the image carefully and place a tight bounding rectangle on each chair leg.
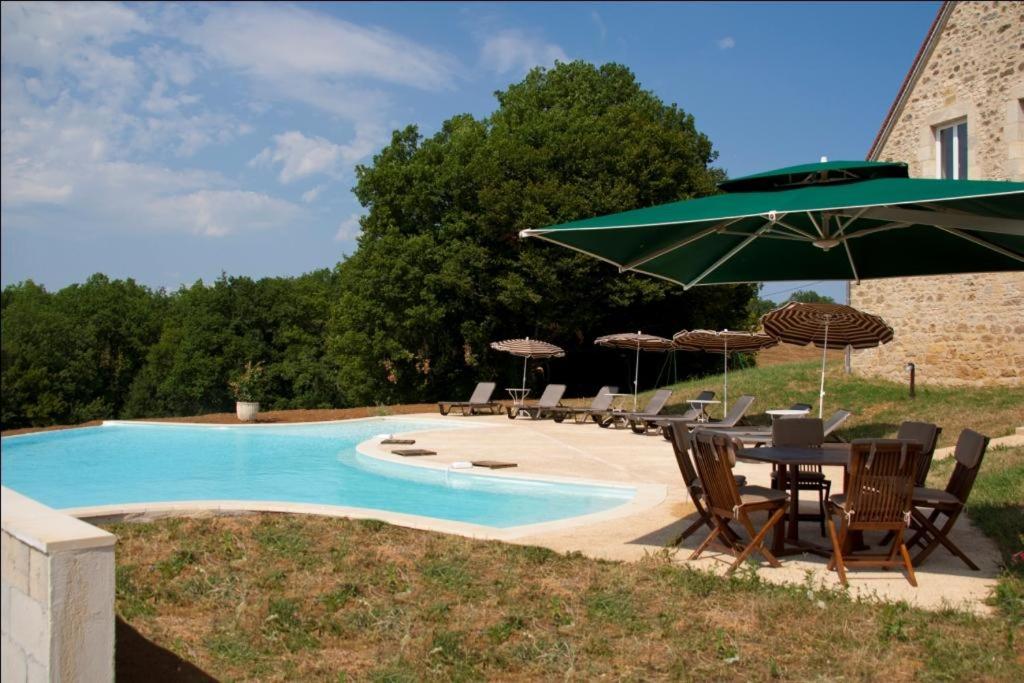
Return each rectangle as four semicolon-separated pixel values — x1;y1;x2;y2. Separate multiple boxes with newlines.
673;515;708;545
896;531;918;587
826;516;847;586
911;509;978;570
688;522;722;561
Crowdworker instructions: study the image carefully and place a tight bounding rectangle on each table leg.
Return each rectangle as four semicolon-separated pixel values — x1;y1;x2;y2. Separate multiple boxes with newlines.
787;463;800;543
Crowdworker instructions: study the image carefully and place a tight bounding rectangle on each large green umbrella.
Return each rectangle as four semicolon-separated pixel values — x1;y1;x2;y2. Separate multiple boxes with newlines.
520;161;1024;287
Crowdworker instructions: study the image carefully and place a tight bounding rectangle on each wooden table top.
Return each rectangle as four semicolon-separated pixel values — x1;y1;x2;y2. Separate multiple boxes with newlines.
737;444;851;466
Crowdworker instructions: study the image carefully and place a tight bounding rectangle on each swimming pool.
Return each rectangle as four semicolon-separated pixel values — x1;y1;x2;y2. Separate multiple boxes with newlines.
0;420;634;528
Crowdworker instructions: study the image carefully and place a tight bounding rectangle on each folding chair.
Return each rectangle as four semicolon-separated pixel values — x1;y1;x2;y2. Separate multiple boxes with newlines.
906;428;989;570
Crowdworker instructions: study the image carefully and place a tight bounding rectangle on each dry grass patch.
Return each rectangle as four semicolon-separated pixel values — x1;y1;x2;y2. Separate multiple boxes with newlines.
109;514;1023;682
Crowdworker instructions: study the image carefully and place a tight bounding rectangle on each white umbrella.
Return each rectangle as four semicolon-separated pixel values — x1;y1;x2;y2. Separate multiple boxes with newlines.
761;302;893;417
594;331;674;410
489;337;566;392
672;329;778;412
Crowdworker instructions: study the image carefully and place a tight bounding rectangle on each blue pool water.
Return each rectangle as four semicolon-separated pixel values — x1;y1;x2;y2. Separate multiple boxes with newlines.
0;420;633;528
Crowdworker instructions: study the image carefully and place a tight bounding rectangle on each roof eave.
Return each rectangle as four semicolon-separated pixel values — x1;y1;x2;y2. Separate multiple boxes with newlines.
867;1;955;161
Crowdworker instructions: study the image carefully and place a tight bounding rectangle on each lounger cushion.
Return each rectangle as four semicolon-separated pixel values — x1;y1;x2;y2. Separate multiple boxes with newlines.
911;487;960;507
738;485;787;505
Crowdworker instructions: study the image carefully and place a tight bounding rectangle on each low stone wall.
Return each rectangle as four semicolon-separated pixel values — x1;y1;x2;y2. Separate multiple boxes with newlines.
1;487;116;682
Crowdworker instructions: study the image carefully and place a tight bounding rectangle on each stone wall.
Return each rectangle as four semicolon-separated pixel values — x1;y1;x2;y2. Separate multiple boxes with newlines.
1;487;116;683
851;0;1024;387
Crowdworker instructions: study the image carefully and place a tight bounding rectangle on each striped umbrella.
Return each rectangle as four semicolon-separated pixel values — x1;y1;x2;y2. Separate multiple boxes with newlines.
490;338;566;392
761;302;894;417
594;331;674;410
672;329;778;412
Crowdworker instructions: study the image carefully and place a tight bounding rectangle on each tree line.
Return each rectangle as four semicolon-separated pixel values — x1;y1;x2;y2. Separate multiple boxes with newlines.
2;62;760;429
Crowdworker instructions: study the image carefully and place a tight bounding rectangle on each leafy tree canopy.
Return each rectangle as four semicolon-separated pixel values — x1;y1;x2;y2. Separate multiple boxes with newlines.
329;61;756;404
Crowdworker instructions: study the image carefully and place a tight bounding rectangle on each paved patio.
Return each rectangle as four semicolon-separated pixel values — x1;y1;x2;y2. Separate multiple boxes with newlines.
362;411;1008;613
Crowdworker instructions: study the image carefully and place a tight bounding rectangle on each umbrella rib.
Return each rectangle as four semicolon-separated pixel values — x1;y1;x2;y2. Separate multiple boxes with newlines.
934;226;1024;263
619;218;740;271
843;221;913;239
773;219;817;240
807;212;826;238
684;221;773;290
842;206;1024;236
842;236;861;284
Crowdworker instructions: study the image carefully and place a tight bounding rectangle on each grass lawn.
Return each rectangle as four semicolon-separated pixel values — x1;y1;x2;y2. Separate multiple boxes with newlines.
109;449;1023;681
632;359;1023;447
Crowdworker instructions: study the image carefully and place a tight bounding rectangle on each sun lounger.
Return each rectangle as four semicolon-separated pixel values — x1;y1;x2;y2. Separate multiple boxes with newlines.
438;382;500;416
616;389;672;432
626;389;716;432
507;384;566;420
550;386;619;424
656;395;756;439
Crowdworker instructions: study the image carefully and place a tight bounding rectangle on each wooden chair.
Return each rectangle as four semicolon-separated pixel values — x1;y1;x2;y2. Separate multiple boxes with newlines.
896;421;943;486
666;423;746;544
905;429;989;570
688;430;788;574
826;439;921;587
769;418;830;535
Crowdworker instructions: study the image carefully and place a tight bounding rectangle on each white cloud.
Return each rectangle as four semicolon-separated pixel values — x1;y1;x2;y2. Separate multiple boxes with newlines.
335;213;363;242
192;5;454;88
717;36;736;50
301;185;325;203
480;29;568;75
253;125;386;184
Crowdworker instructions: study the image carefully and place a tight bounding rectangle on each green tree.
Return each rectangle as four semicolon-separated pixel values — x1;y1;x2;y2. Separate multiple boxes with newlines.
329;61;756;405
1;275;164;427
790;289;836;304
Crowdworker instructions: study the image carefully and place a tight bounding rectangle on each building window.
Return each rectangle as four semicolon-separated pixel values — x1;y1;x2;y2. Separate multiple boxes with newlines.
935;120;968;179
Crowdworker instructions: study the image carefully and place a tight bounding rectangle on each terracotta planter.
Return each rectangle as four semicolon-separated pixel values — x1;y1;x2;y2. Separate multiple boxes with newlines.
236;401;260;422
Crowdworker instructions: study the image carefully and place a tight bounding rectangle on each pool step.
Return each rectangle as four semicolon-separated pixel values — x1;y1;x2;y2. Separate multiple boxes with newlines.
392;448;436;457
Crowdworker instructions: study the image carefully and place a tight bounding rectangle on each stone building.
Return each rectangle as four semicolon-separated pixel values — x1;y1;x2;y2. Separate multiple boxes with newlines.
849;0;1024;387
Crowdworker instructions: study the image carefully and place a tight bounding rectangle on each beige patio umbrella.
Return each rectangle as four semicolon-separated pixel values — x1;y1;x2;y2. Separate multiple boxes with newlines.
672;329;778;413
594;331;674;410
760;302;893;417
490;337;566;392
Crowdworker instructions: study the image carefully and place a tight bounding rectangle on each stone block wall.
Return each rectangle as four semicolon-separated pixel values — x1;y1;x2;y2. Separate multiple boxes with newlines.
852;1;1024;387
1;487;116;683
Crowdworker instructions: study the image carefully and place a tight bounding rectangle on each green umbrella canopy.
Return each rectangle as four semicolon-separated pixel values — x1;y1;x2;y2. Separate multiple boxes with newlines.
520;161;1024;288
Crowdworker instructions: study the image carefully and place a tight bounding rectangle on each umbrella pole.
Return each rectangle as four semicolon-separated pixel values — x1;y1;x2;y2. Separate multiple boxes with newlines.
723;337;728;415
819;319;830;418
633;338;640;411
521;356;528;393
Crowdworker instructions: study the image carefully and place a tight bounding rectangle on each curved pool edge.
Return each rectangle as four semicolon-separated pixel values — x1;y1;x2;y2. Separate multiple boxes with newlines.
12;415;668;542
352;427;668;540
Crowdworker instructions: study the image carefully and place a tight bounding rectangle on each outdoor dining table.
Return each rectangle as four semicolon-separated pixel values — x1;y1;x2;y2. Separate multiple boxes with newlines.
737;444;851;557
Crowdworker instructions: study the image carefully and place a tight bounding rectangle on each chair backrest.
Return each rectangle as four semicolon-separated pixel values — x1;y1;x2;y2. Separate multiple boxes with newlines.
694;390;716;402
896;421;942;486
641;389;673;415
690;430;742;515
772;418;824;448
789;403;813;412
469;382;496;404
719;395;755;426
842;439;919;529
945;429;990;503
668;422;700;489
537;384;567;407
589;386;619;411
822;409;852;436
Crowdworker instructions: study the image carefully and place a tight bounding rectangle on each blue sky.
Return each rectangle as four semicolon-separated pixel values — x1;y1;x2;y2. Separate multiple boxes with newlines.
1;1;940;302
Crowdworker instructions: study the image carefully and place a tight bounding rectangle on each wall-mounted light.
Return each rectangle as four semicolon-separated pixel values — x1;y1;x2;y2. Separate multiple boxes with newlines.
905;362;916;399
